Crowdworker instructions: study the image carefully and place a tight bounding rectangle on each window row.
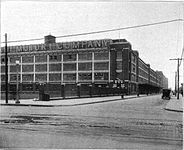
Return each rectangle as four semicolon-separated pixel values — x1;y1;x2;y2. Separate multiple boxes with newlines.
138;76;148;83
138;60;148;72
1;72;109;82
2;52;110;64
2;62;109;73
138;68;148;79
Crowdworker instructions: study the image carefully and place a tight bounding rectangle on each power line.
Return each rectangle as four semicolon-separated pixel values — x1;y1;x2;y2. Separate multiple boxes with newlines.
1;19;183;44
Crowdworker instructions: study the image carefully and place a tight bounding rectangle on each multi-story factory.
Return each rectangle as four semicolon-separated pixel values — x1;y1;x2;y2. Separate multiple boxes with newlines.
1;35;168;99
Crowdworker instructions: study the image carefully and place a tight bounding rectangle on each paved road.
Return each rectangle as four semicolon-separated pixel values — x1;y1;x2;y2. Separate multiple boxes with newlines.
0;95;182;149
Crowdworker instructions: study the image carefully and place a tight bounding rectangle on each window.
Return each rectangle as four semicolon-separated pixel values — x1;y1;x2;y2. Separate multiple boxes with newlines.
49;73;61;81
78;53;92;60
78;73;92;80
63;73;76;81
49;54;61;62
117;61;122;70
63;54;76;61
22;74;33;82
35;55;47;62
10;74;20;81
63;63;76;71
1;75;5;81
78;63;92;71
94;62;109;70
35;74;47;81
49;64;61;72
131;64;136;73
10;57;21;63
1;66;5;73
22;56;33;63
22;65;34;72
10;65;20;72
94;72;108;80
116;51;122;59
94;52;109;60
35;64;47;72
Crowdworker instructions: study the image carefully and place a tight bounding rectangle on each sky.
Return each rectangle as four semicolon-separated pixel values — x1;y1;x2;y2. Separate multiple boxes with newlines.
1;1;184;89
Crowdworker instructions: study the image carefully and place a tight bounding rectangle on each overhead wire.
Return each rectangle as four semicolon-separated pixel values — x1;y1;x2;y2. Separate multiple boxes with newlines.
1;19;183;44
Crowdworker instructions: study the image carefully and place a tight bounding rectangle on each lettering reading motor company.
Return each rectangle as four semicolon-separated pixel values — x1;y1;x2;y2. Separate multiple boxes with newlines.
1;39;111;53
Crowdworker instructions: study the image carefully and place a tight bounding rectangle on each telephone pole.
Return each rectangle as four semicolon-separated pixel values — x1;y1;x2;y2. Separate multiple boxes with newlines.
5;33;8;104
170;58;182;99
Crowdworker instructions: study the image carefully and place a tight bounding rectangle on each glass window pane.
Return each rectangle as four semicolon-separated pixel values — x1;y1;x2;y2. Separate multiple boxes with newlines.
35;55;47;62
1;66;5;73
22;65;34;72
78;73;92;80
1;75;5;81
94;72;108;80
78;63;92;71
117;51;122;59
78;53;92;61
63;63;76;71
94;62;108;70
35;74;47;81
94;52;109;60
49;64;61;72
63;54;76;61
22;56;33;63
10;74;20;81
10;57;21;63
49;54;61;62
35;64;47;72
117;61;122;70
63;73;76;81
49;73;61;81
22;74;33;81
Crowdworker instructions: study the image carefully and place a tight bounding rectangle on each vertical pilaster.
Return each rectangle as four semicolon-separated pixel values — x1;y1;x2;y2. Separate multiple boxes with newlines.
47;54;49;83
33;55;35;82
92;52;94;82
108;51;110;82
76;53;78;83
20;56;22;83
61;54;63;83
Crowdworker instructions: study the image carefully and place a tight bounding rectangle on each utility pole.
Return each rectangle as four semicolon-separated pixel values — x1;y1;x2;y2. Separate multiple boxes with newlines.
5;33;8;104
170;58;182;99
175;71;177;96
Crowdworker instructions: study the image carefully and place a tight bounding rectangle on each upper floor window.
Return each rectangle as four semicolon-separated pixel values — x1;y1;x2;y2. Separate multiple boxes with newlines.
49;54;61;62
63;54;76;61
94;52;109;60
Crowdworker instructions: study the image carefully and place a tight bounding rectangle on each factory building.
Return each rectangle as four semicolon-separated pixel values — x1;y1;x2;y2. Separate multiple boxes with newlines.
1;35;168;99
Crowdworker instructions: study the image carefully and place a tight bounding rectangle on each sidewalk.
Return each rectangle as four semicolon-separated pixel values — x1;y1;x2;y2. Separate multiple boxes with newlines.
0;95;146;107
165;96;183;112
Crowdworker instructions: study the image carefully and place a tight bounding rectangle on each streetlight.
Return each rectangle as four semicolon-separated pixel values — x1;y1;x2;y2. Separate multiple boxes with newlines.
15;60;20;104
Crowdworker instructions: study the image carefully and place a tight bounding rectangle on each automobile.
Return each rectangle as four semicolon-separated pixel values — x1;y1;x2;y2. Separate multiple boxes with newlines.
161;89;171;100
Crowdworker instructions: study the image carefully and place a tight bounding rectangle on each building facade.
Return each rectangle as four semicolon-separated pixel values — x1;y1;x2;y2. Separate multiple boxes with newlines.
1;35;168;99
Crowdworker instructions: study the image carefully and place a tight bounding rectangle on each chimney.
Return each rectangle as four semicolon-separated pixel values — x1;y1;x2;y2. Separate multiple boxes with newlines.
44;35;56;44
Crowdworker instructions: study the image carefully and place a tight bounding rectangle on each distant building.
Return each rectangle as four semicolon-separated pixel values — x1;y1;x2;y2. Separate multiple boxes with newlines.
1;35;168;99
156;71;168;89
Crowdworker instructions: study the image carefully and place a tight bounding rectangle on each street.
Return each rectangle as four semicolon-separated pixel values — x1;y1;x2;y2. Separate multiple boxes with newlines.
0;95;182;149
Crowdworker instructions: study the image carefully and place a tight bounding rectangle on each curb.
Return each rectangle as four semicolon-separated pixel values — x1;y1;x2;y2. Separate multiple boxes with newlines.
0;94;155;107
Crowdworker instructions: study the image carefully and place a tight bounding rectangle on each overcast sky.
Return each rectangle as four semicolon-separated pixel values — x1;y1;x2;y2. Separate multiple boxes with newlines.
1;1;183;89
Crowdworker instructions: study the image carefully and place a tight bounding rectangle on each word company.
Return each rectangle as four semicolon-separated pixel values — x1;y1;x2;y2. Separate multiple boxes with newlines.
2;39;111;53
